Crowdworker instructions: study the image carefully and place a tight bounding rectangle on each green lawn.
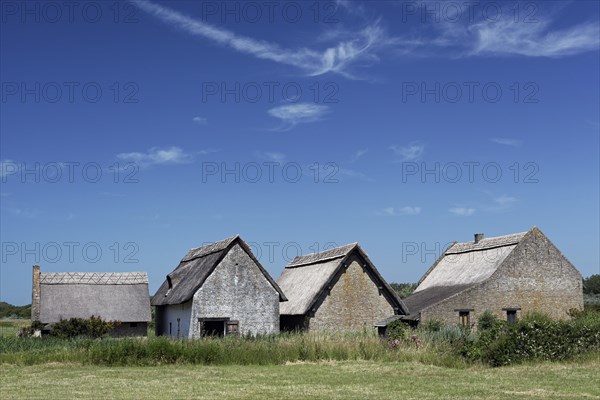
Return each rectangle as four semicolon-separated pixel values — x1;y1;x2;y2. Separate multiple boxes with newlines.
0;319;29;338
1;359;599;400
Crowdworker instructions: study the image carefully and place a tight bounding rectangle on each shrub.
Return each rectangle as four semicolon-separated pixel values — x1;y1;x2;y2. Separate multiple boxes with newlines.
477;310;502;331
51;316;119;339
422;319;444;333
385;320;409;341
459;311;600;366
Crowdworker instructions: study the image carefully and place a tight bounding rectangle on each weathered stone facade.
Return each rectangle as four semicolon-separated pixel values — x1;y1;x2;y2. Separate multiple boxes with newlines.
418;229;583;327
153;237;284;338
190;243;280;337
277;244;407;333
309;259;395;332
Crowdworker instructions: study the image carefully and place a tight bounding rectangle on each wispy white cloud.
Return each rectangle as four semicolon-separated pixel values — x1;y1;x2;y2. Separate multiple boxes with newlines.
338;167;373;182
380;206;422;216
491;138;522;147
192;116;207;125
389;142;424;162
449;207;476;216
117;146;193;168
135;0;388;78
586;120;600;129
481;191;518;212
255;151;286;163
469;20;599;57
3;207;38;218
494;195;517;206
197;149;219;156
385;2;599;59
350;149;368;163
268;103;329;131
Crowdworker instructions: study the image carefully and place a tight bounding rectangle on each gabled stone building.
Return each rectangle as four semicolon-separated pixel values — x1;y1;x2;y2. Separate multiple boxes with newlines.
403;227;584;327
152;235;287;338
277;243;408;332
31;265;151;336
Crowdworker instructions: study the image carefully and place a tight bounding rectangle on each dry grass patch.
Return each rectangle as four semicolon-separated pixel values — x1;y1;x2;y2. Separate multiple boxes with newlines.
1;359;598;400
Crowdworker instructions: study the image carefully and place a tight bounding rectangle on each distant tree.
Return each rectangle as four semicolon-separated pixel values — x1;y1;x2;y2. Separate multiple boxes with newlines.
390;283;417;299
583;275;600;295
0;302;31;319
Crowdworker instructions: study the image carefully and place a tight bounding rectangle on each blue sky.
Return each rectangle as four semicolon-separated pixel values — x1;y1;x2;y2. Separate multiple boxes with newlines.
1;0;599;305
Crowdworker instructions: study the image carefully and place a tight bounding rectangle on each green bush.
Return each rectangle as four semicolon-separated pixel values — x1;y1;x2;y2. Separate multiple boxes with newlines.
460;311;600;366
385;320;409;341
51;316;119;339
477;310;502;331
422;319;444;333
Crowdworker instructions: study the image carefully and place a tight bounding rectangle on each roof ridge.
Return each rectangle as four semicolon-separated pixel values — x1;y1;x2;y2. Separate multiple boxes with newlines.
181;235;239;262
40;271;148;285
446;232;526;254
287;243;358;268
454;231;527;245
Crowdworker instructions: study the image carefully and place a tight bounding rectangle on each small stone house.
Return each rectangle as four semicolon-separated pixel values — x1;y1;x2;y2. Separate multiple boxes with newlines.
402;227;584;327
152;235;287;338
277;243;408;332
31;265;151;336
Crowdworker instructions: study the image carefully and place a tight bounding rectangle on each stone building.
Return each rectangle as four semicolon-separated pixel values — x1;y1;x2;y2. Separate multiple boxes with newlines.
402;227;584;327
277;243;408;332
152;235;286;338
31;265;151;336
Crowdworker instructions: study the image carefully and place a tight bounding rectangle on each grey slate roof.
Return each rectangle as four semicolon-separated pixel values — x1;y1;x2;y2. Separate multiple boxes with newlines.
278;243;408;316
402;285;473;321
403;230;529;320
39;272;151;324
152;235;286;306
375;315;403;327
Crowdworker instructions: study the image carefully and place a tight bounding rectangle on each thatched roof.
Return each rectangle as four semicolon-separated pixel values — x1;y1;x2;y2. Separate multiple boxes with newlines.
39;272;151;324
277;243;408;316
152;235;286;306
403;230;528;319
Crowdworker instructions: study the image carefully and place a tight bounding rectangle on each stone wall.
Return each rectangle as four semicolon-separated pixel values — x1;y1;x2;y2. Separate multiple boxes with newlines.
31;265;41;322
155;301;193;338
421;229;583;327
190;243;280;337
309;257;395;332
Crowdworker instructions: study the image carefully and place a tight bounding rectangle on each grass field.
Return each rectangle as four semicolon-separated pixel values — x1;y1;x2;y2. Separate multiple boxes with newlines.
2;319;599;399
0;319;30;338
1;359;599;399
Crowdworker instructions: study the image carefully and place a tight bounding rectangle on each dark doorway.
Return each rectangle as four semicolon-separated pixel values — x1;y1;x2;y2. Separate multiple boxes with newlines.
199;318;227;337
280;315;309;332
506;310;517;324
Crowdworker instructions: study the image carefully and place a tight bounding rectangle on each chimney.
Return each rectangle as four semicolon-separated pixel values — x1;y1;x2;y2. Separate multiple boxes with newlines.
31;265;41;322
474;233;484;244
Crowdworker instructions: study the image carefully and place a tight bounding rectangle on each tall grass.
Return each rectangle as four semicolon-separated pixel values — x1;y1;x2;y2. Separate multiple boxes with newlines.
4;311;597;368
0;331;465;368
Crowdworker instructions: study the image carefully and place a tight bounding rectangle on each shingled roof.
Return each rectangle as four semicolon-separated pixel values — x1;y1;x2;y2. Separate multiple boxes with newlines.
39;271;151;324
403;230;529;320
152;235;286;306
278;243;408;316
